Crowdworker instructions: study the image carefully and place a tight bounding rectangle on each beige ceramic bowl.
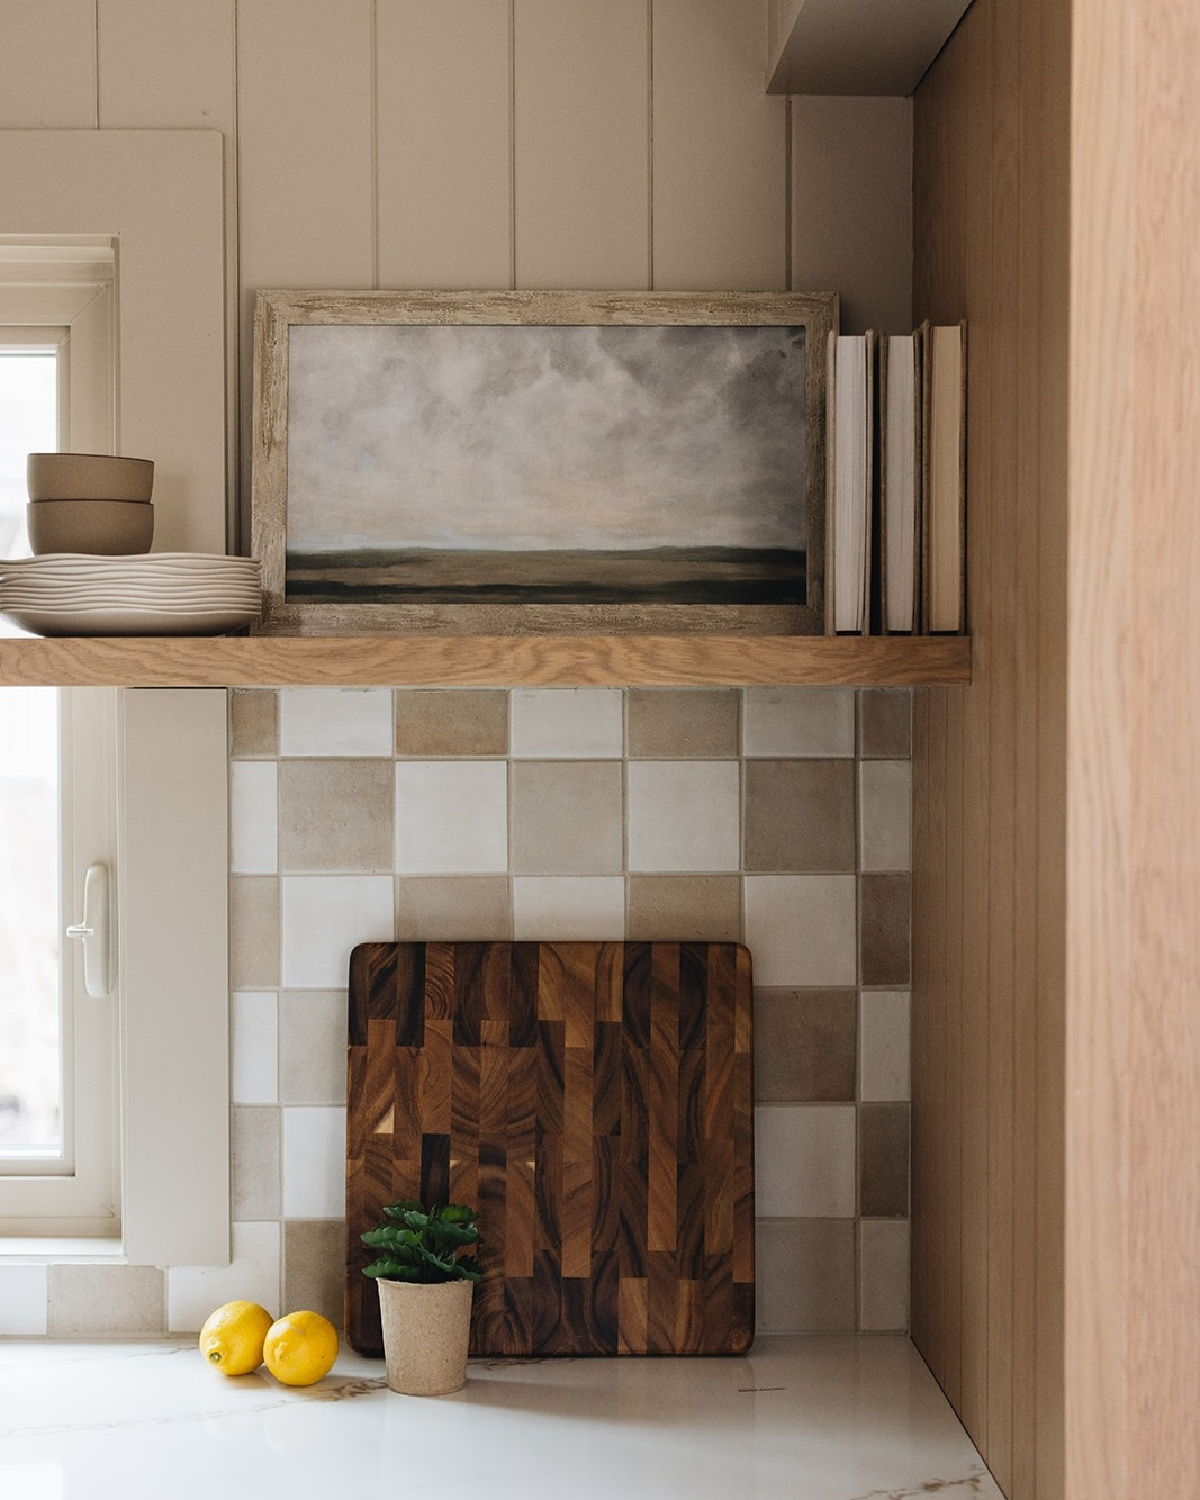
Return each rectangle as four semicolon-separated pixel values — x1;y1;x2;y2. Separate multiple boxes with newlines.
27;499;154;556
27;452;154;503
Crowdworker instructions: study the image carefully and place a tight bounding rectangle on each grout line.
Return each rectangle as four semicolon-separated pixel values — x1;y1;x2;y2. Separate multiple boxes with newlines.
784;95;793;292
646;0;655;290
370;0;380;291
508;0;517;290
93;0;100;129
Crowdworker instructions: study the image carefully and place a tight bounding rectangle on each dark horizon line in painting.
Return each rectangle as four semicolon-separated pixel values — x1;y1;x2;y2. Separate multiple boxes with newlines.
285;545;806;606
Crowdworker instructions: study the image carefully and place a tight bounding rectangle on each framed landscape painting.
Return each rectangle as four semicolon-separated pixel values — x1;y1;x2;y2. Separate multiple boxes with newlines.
251;289;838;634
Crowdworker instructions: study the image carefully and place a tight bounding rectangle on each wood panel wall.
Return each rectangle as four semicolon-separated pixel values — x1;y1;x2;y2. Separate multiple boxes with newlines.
910;0;1069;1495
1067;0;1200;1494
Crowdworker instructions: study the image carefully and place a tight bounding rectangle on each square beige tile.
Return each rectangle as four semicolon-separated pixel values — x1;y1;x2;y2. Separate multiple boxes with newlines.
230;876;280;990
281;875;395;988
511;877;626;940
627;875;741;941
859;1101;911;1217
860;990;911;1101
754;988;857;1102
395;761;508;874
627;689;739;758
279;759;395;873
743;875;857;986
395;689;508;757
230;688;279;757
744;759;856;872
397;876;512;940
48;1265;164;1336
858;688;912;758
860;873;911;986
231;1105;281;1220
284;1219;347;1332
279;991;348;1105
279;687;393;756
231;761;278;875
510;688;623;757
755;1219;856;1333
627;760;740;872
755;1104;857;1217
511;761;623;874
858;760;912;871
859;1218;910;1332
743;687;855;757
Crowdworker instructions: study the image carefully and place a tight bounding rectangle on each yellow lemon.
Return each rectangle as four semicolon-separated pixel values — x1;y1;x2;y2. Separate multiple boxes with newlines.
199;1300;275;1376
263;1310;339;1387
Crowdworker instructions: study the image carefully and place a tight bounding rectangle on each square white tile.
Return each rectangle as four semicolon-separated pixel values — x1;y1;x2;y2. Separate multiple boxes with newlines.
512;877;626;940
755;1103;857;1217
859;760;913;871
167;1221;282;1333
744;875;857;985
0;1264;48;1335
743;687;856;757
626;761;741;872
278;688;393;757
232;991;279;1105
859;1218;911;1331
860;990;911;1101
510;688;624;758
281;876;395;988
230;761;278;874
282;1107;347;1219
395;761;508;874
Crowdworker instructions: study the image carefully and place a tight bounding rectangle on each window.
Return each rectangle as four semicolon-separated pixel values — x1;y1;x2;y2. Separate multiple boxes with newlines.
0;250;121;1234
0;134;230;1264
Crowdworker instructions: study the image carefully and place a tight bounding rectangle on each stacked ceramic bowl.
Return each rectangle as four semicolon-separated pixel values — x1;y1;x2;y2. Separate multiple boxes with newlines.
26;453;155;555
0;553;263;636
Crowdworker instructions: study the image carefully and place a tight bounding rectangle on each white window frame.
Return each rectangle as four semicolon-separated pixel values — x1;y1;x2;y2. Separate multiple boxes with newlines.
0;131;231;1265
0;688;121;1236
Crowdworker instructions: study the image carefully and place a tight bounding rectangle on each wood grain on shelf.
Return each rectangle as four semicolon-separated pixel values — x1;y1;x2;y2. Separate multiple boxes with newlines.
911;0;1068;1494
0;633;971;689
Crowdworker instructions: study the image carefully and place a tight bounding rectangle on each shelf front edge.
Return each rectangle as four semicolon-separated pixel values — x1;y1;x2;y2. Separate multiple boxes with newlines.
0;634;972;689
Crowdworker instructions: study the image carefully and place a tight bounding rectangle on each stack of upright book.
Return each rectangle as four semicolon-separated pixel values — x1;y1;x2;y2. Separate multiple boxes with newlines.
824;320;966;635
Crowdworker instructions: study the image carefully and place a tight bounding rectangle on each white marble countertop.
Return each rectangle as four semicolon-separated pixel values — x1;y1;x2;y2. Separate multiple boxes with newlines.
0;1334;1000;1500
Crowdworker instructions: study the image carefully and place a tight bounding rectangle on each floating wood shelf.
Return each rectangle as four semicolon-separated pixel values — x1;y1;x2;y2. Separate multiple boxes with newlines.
0;633;971;689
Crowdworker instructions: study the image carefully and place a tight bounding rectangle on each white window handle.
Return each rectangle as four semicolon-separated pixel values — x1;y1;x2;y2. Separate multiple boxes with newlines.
65;862;112;999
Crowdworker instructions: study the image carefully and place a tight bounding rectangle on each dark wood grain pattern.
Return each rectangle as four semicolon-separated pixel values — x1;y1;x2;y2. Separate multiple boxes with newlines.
345;941;754;1357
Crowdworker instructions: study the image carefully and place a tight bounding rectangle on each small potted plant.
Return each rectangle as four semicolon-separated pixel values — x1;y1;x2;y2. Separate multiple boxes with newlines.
361;1200;481;1396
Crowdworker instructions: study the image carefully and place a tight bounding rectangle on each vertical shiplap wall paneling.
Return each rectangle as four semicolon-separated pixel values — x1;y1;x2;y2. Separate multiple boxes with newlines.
513;0;649;289
97;0;239;547
909;50;937;1381
1011;0;1045;1490
940;28;970;1415
959;0;994;1449
650;0;785;290
376;0;512;290
236;0;375;539
1034;0;1069;1491
912;0;1070;1490
0;0;96;127
985;0;1021;1486
789;98;913;335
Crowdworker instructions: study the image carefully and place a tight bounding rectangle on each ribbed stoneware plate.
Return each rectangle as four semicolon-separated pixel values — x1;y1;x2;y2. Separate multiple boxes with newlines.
0;602;260;635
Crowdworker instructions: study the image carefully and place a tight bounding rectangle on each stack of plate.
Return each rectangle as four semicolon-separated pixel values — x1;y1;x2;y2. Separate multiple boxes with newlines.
0;553;262;636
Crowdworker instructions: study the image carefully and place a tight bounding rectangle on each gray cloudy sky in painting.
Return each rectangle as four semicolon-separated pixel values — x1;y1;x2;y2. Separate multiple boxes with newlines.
286;323;806;552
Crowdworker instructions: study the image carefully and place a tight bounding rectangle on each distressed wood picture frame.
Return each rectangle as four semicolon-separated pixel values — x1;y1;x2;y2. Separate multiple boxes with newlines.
251;289;838;635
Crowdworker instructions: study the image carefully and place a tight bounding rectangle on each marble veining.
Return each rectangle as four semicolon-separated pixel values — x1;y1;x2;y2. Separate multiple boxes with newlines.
0;1335;1001;1500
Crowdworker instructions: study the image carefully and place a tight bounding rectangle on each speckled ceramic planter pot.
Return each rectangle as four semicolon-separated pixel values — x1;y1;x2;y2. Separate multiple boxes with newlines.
377;1278;474;1396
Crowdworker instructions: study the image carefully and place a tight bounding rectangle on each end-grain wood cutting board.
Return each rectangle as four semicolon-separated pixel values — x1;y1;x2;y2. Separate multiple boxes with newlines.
345;941;754;1357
